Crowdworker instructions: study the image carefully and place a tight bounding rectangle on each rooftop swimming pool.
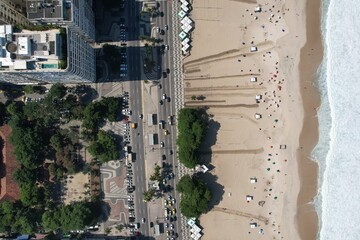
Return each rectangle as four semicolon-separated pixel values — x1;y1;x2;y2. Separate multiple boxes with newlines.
41;63;58;69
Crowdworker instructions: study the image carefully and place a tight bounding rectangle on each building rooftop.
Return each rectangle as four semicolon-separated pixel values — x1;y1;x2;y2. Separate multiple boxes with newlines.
27;0;70;20
0;25;61;72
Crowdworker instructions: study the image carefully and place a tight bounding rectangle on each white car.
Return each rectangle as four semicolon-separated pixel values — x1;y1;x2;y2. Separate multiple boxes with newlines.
165;45;169;50
162;93;167;99
160;142;165;148
156;27;160;33
141;218;146;223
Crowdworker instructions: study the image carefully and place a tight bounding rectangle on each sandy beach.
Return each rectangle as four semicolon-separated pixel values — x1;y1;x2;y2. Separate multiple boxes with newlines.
182;0;322;239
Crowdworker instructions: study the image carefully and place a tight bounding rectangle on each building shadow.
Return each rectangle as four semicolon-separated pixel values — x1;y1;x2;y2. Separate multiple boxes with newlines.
96;46;162;83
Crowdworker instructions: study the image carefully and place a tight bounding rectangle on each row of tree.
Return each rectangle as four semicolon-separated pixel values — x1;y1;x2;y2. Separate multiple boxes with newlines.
177;108;208;168
0;200;99;235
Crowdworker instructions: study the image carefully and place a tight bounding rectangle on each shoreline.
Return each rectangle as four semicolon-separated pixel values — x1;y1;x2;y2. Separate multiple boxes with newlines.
296;0;323;238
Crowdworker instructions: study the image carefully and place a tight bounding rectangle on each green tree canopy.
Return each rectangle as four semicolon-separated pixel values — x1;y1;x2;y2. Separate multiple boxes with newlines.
176;174;212;218
101;97;121;122
48;83;67;99
177;108;207;168
42;202;95;232
0;201;39;234
13;166;37;186
82;101;104;132
143;189;156;202
88;130;119;162
6;101;23;116
20;183;44;206
23;85;42;94
10;125;45;169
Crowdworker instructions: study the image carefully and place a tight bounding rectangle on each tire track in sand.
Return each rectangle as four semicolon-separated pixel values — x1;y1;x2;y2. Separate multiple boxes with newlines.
200;147;264;155
212;207;269;224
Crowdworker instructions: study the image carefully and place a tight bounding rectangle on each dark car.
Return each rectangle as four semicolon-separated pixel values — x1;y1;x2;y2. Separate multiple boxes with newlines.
170;150;173;155
160;30;165;35
166;68;170;74
167;97;171;102
162;72;167;78
162;154;166;160
158;84;162;89
150;222;154;228
160;100;163;105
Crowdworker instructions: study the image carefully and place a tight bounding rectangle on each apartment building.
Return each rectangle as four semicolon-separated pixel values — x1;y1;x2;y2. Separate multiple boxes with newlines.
26;0;95;42
0;0;30;26
0;24;96;83
0;0;97;83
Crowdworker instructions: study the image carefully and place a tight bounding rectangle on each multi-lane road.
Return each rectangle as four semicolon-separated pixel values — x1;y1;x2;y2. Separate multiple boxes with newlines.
123;0;182;239
154;1;183;239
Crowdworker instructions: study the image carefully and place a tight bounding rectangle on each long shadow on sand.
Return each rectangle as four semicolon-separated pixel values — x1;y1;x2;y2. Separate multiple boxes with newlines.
198;118;225;209
201;172;225;210
199;118;220;169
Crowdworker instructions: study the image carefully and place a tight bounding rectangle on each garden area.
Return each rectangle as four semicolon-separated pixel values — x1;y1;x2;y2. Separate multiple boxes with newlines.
0;83;123;236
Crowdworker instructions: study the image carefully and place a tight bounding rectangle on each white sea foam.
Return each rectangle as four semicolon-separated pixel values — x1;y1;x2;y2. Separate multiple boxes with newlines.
314;0;360;239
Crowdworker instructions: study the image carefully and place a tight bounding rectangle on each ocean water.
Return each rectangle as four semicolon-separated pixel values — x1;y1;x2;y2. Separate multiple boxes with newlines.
313;0;360;239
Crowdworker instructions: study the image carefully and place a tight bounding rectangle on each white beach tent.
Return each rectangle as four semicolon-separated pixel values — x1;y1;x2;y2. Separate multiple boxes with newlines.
178;10;187;18
250;223;258;228
255;6;262;12
181;4;189;12
181;17;188;24
255;113;262;119
187;218;196;227
250;46;258;52
182;38;190;45
250;177;257;183
250;76;257;82
179;31;187;39
182;44;190;52
182;1;189;6
185;25;192;33
246;195;254;202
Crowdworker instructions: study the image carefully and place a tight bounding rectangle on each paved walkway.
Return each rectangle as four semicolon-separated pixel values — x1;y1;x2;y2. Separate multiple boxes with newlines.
170;2;193;239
